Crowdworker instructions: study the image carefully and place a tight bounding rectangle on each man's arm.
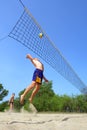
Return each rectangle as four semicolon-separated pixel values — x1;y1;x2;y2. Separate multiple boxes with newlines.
43;75;48;82
26;54;33;60
26;54;36;67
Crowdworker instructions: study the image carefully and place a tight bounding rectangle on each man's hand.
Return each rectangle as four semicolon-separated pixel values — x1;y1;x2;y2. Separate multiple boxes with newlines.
43;75;48;82
26;54;33;60
45;79;49;82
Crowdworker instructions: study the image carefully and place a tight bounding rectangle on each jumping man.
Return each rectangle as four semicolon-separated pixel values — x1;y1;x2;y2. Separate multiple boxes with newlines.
20;54;48;104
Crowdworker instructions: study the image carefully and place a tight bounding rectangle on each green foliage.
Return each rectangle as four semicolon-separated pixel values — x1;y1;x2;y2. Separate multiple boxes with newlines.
49;95;59;111
0;84;9;112
1;81;87;113
33;81;55;111
0;101;8;112
14;97;22;112
15;82;87;113
0;84;9;101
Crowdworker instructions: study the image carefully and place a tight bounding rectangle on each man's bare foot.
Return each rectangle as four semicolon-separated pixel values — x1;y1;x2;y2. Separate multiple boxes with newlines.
20;95;24;104
29;98;32;103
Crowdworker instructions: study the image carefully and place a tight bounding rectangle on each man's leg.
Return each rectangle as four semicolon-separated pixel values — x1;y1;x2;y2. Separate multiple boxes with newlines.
20;81;36;104
10;103;12;111
29;83;40;103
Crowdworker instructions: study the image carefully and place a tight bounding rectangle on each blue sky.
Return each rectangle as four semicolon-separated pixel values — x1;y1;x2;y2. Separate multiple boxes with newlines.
0;0;87;101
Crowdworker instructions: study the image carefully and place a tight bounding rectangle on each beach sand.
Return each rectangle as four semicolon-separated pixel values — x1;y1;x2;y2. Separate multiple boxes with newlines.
0;112;87;130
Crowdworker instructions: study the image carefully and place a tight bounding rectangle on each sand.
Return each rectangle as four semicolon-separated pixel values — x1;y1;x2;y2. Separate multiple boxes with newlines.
0;112;87;130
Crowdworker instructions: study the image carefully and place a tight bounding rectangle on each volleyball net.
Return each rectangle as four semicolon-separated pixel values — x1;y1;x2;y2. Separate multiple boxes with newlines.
8;7;87;94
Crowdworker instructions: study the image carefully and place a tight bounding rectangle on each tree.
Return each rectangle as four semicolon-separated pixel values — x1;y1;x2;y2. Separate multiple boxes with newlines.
14;97;22;112
0;84;9;101
0;101;8;112
13;82;87;113
33;81;55;111
18;81;55;112
0;84;9;111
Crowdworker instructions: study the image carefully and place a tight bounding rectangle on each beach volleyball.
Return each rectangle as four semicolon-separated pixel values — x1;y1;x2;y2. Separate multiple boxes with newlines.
39;33;43;38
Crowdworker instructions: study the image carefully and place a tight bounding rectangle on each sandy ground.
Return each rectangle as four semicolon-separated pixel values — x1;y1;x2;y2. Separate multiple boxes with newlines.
0;112;87;130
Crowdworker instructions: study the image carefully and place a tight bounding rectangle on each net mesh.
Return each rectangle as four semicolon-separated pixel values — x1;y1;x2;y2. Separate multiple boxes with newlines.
9;7;87;94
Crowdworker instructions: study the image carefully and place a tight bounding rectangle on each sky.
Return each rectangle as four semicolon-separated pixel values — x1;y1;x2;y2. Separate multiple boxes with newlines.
0;0;87;101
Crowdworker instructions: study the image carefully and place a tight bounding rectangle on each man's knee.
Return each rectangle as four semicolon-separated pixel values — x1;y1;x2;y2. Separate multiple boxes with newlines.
31;81;36;86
